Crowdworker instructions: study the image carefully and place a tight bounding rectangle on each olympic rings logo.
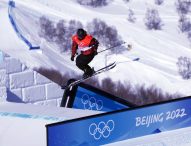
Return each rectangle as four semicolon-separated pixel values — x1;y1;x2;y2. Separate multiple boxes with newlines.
89;120;115;140
81;94;103;111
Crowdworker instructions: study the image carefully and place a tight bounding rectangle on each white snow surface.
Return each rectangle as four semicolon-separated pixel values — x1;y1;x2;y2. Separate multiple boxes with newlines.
0;102;100;146
1;0;191;96
104;126;191;146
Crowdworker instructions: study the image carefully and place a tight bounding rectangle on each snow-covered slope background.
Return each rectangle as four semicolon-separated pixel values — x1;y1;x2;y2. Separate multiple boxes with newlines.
1;0;191;105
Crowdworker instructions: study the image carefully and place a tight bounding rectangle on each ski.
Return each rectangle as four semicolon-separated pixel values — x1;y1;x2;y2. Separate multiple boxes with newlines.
63;62;116;90
62;57;140;90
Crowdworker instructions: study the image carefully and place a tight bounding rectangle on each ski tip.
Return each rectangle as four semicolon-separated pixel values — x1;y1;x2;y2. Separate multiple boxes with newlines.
110;61;116;65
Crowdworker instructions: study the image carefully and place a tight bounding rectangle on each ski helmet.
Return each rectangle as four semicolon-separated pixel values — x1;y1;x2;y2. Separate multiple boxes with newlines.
77;28;87;40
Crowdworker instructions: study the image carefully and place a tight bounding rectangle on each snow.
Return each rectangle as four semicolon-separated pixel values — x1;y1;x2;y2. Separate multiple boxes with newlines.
1;0;191;145
0;102;100;146
104;126;191;146
1;0;191;96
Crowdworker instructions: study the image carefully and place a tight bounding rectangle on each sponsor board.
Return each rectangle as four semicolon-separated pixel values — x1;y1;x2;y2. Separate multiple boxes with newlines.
47;96;191;146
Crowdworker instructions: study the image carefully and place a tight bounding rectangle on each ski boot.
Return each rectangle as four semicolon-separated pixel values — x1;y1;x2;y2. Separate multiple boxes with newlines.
83;68;95;79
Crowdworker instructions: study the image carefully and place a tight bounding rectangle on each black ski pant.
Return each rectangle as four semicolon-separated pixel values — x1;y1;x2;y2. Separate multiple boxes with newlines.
76;53;94;72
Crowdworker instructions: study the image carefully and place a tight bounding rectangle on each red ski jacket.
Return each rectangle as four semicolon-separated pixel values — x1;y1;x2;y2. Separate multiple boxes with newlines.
71;34;99;56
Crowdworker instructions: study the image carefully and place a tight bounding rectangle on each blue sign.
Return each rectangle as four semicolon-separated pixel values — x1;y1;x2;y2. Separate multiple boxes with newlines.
73;86;128;112
47;97;191;146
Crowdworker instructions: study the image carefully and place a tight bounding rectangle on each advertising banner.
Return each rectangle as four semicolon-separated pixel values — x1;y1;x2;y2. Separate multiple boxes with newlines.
47;96;191;146
72;86;130;112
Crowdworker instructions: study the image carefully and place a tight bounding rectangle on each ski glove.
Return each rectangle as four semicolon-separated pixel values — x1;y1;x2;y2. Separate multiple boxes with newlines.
71;55;75;61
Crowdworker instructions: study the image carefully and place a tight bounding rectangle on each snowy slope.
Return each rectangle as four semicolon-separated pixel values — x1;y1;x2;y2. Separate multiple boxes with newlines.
1;0;191;96
0;102;100;146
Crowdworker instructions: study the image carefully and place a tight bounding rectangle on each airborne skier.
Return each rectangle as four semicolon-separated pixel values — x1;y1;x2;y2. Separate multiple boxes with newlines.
62;29;139;89
71;28;99;78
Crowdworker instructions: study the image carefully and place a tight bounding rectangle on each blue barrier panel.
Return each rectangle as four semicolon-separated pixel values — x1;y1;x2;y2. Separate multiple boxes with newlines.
61;82;135;112
61;80;136;112
73;86;129;112
47;96;191;146
8;0;40;50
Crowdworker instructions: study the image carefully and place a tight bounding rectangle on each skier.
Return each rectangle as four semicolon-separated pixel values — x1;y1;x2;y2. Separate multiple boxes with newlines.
71;28;99;78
